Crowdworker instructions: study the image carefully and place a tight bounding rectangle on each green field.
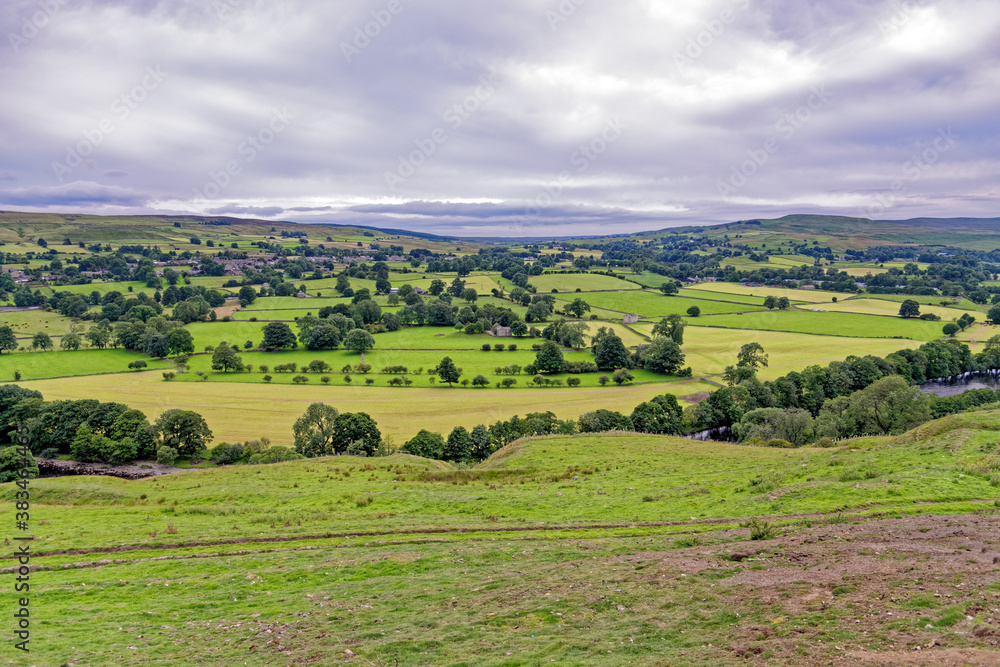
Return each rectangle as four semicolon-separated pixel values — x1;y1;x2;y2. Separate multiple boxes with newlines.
528;272;642;292
684;282;849;303
4;413;1000;665
698;309;945;340
821;298;974;320
0;308;84;339
0;348;173;380
564;290;768;317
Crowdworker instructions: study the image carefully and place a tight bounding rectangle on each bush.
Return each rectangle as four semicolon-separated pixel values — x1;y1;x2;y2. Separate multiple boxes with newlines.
494;344;505;351
567;377;581;387
482;343;492;351
38;448;60;459
507;344;517;351
292;375;309;384
0;446;38;483
743;517;778;540
162;372;176;381
247;446;303;465
211;442;245;465
156;446;178;466
262;374;273;383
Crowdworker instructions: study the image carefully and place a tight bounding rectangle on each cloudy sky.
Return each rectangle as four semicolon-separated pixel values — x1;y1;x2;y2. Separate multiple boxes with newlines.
1;0;998;237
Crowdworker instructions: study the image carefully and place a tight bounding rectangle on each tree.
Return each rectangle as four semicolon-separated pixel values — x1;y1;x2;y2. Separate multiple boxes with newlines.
0;326;17;354
292;403;340;457
988;305;1000;325
166;328;194;355
261;322;297;350
211;342;245;372
640;336;685;374
436;356;462;386
651;314;685;345
534;340;565;373
31;332;53;351
331;412;381;456
658;281;679;296
594;332;630;370
733;407;814;446
943;322;960;337
0;446;37;483
471;374;490;388
578;409;633;433
461;287;478;303
630;395;683;435
85;325;111;350
142;333;169;359
155;409;213;458
234;285;255;305
776;297;790;310
470;424;492;459
737;342;768;371
566;298;591;318
686;305;701;317
763;295;777;310
445;426;473;460
405;429;445;459
612;368;634;385
343;329;375;356
899;299;921;319
60;332;82;351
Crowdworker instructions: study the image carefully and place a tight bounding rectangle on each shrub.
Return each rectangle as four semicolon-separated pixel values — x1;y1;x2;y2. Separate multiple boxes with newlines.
507;344;517;351
162;372;176;381
501;378;517;388
262;374;273;383
247;446;303;465
292;375;309;384
494;343;505;351
0;446;38;483
743;517;778;540
482;343;492;351
567;377;581;387
128;360;147;371
38;448;60;459
598;375;610;386
321;375;331;384
211;442;245;465
156;446;178;466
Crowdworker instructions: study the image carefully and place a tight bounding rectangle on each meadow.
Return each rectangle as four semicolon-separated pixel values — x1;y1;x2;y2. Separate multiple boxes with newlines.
821;297;974;321
684;282;848;303
698;309;945;340
3;413;1000;665
564;290;768;317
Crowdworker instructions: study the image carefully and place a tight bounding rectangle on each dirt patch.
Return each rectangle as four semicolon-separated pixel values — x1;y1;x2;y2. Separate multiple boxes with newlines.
36;458;189;480
680;392;710;403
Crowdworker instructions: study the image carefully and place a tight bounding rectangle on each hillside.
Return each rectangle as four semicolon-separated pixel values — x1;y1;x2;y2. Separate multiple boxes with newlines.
698;214;1000;251
3;413;1000;664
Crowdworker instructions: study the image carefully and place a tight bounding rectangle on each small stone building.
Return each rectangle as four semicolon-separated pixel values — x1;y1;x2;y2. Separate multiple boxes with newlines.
623;313;639;325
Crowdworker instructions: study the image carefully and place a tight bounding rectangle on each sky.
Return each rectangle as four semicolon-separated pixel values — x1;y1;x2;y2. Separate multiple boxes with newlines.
1;0;998;238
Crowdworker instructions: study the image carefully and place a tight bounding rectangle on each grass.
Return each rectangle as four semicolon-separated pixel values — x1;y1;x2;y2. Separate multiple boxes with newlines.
562;291;767;317
0;349;173;381
529;272;642;292
822;298;975;320
669;327;920;380
0;308;85;339
684;282;851;303
4;410;1000;664
695;309;946;340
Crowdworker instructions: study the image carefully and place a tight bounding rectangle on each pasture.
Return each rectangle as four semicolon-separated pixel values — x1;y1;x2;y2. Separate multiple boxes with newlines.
820;298;974;320
3;415;1000;665
565;291;767;317
699;309;945;340
684;282;849;303
20;373;717;443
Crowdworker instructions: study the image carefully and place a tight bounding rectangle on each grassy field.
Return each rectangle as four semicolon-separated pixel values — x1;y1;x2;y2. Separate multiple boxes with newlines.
698;309;945;340
0;349;173;380
565;291;767;317
665;327;920;380
821;298;974;321
20;372;716;443
0;308;84;339
684;282;849;303
529;273;642;292
3;412;1000;665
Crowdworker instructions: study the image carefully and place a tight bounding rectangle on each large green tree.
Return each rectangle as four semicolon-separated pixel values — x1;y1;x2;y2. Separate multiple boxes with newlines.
737;342;769;371
534;340;565;373
594;331;630;370
0;326;18;353
436;356;462;386
155;409;213;458
640;336;685;374
651;314;685;345
261;322;297;350
211;342;245;373
898;299;921;319
292;403;340;457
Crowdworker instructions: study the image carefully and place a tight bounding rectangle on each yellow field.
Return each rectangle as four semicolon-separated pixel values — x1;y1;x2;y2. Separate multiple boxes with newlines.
633;325;918;380
683;282;846;304
20;373;717;446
